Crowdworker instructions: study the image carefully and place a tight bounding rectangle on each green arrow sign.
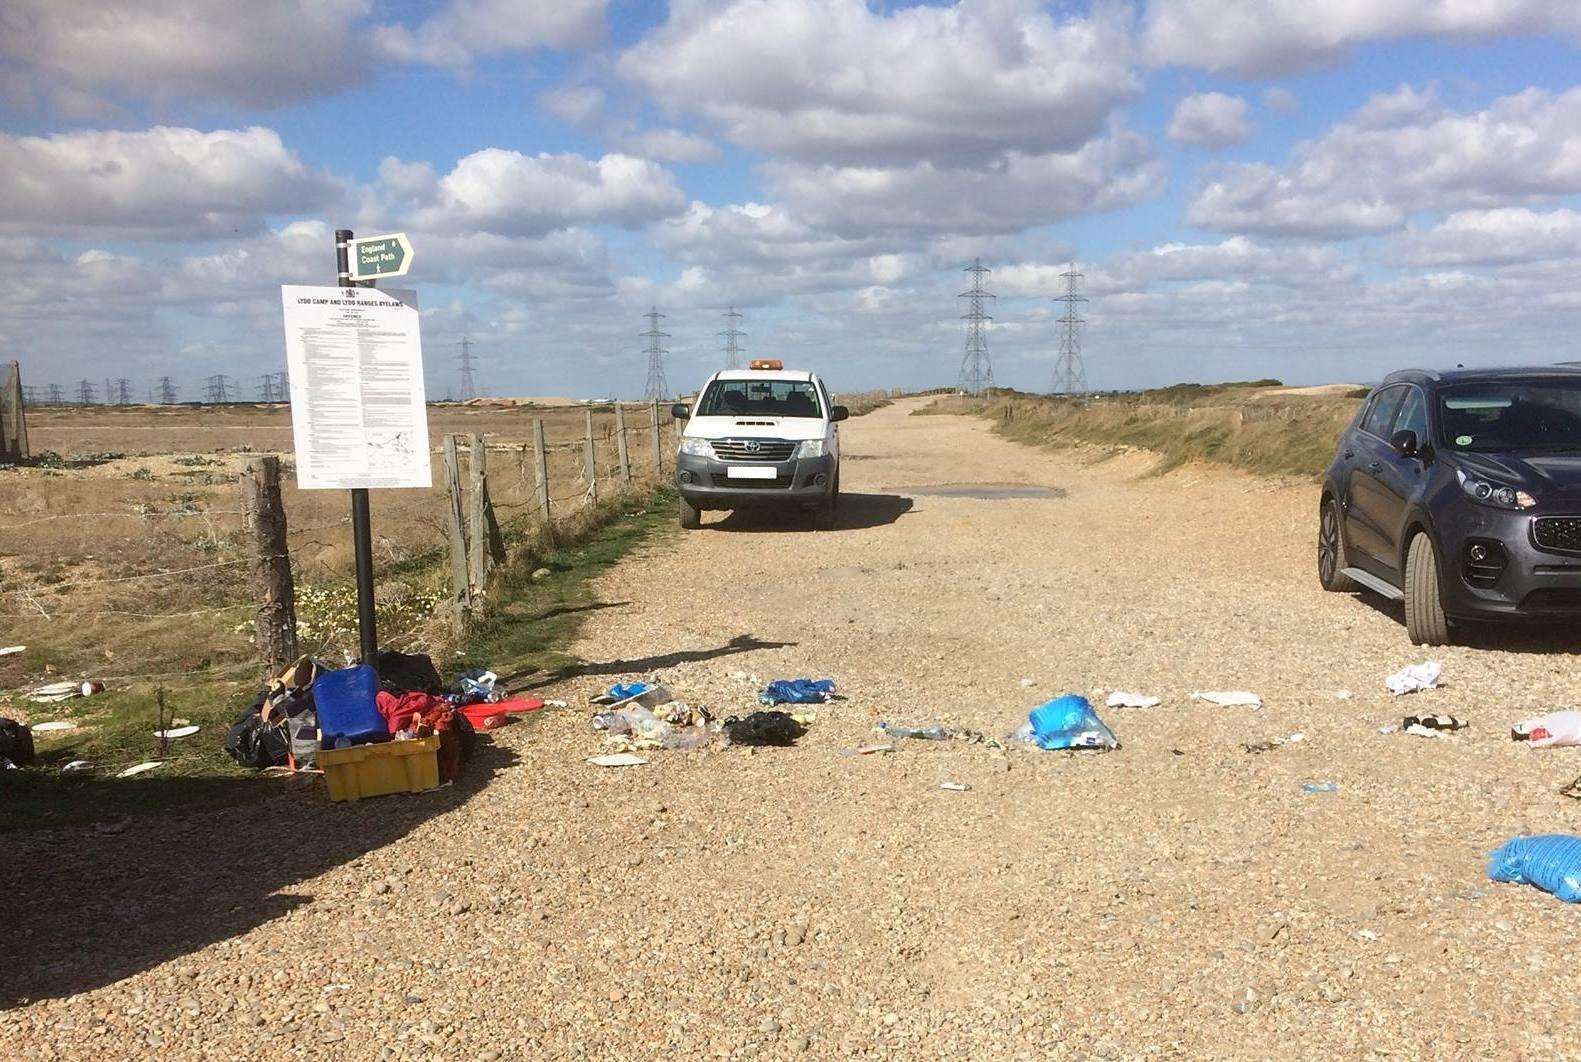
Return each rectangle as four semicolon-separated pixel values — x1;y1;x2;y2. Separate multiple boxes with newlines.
349;233;413;281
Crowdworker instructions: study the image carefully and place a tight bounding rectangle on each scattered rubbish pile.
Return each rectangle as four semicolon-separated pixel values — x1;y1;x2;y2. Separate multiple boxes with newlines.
1011;694;1119;751
1386;660;1442;696
1511;711;1581;747
1488;834;1581;903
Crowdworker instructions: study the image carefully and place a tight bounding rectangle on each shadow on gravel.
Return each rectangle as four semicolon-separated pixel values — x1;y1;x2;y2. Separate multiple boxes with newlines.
0;741;519;1007
711;492;914;532
1353;593;1581;654
508;633;797;689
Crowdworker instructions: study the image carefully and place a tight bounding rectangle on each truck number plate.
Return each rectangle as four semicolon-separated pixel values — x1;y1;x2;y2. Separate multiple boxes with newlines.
726;466;777;480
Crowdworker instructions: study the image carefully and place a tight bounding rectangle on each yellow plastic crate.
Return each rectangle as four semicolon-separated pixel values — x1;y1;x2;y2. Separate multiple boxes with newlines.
318;735;440;802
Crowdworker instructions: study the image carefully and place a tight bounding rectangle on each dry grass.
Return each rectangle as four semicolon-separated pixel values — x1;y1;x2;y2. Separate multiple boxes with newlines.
918;381;1366;479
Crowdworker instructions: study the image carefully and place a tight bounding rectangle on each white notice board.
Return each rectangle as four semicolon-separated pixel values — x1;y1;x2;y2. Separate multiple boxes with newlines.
280;285;432;489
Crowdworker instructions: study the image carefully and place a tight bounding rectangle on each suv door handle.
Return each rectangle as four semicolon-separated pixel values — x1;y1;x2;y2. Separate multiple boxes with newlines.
1343;449;1355;460
1368;461;1383;472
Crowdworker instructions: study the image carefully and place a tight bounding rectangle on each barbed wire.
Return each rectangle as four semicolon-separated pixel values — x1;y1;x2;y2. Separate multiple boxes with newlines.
0;509;249;531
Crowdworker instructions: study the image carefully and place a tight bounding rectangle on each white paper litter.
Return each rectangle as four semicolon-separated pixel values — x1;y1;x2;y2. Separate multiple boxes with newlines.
1018;678;1037;688
61;760;95;773
1386;660;1442;696
30;720;76;733
1192;690;1263;709
1403;723;1442;738
939;781;972;792
154;725;200;740
1107;691;1161;709
29;681;84;704
587;753;648;767
117;761;164;778
0;645;24;657
1288;732;1306;743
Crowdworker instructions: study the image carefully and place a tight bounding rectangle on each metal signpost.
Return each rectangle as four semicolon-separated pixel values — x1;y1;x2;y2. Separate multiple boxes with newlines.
276;230;427;665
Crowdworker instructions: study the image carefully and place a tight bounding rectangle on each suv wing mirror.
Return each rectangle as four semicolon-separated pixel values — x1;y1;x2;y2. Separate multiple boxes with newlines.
830;405;850;422
1390;429;1419;457
670;403;690;420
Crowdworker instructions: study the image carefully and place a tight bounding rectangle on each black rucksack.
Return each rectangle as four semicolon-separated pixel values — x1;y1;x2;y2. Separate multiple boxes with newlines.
0;717;34;766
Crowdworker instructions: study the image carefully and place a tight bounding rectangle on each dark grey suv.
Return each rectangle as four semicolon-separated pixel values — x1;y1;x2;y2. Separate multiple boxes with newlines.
1320;367;1581;644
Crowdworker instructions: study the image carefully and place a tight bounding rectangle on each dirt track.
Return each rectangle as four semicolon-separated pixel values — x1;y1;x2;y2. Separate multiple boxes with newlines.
8;397;1581;1058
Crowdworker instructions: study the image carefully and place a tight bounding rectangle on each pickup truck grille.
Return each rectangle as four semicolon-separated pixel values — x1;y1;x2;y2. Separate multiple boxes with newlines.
1534;517;1581;553
711;473;794;489
711;438;796;462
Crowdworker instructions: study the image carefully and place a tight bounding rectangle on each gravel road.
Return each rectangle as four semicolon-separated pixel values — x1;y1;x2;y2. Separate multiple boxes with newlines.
7;396;1581;1058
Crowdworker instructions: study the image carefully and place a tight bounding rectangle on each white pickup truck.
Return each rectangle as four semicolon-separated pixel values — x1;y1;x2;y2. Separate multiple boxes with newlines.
670;361;848;529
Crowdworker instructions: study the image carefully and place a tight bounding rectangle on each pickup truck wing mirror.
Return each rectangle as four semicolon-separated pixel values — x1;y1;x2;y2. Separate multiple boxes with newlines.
670;403;690;420
830;405;850;422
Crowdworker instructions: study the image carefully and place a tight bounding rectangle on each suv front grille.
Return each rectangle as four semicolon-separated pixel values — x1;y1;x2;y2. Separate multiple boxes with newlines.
711;438;796;462
1534;517;1581;553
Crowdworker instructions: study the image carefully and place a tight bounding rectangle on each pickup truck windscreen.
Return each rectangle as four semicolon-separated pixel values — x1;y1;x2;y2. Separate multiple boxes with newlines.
697;379;823;418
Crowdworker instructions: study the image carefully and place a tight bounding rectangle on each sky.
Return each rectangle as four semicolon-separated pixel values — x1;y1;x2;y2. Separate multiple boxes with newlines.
6;1;1581;400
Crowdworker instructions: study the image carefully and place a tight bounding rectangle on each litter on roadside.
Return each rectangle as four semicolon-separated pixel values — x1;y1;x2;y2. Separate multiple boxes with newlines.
877;722;952;740
1107;691;1160;709
1335;689;1354;700
30;720;76;733
61;760;95;773
1561;776;1581;801
939;781;971;792
1487;834;1581;903
840;743;893;756
1402;714;1467;738
1011;694;1119;751
1511;711;1581;748
1192;690;1262;709
0;645;24;657
117;761;164;778
1386;660;1442;696
588;753;648;768
1301;780;1339;794
1242;733;1304;754
759;679;836;706
29;680;103;704
723;710;806;746
154;725;200;740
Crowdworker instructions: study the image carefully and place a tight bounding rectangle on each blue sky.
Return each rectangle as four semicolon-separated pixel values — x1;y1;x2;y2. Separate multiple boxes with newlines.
6;1;1581;401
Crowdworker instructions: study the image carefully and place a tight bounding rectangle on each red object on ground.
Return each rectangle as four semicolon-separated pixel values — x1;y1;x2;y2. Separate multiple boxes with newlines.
491;697;545;714
459;702;509;729
376;690;444;734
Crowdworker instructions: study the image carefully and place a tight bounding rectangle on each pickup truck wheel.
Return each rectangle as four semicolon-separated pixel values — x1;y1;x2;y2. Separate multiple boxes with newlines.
678;495;701;530
1318;498;1358;591
1404;531;1452;646
814;485;837;530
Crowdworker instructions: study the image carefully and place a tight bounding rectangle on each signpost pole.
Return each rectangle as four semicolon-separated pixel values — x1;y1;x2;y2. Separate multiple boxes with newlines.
336;228;380;665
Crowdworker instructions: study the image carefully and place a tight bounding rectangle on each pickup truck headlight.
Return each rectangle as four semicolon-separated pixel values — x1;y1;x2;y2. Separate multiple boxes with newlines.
678;438;713;458
794;439;826;459
1456;468;1536;510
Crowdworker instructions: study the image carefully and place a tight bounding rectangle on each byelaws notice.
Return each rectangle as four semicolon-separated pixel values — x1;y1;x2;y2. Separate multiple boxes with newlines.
280;285;432;490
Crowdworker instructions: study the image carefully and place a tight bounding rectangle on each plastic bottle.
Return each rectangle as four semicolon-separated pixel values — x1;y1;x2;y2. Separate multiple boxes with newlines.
877;722;951;740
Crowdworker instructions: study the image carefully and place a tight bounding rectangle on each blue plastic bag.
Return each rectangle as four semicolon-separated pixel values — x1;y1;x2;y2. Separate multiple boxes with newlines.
1487;834;1581;903
609;682;652;700
1027;694;1118;750
759;679;836;706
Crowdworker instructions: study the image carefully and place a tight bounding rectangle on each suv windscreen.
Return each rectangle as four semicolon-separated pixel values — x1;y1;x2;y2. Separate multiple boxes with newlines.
697;379;823;418
1439;380;1581;453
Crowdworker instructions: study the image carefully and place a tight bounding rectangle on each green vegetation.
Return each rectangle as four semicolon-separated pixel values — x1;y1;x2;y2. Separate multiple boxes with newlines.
919;381;1364;479
1;485;673;830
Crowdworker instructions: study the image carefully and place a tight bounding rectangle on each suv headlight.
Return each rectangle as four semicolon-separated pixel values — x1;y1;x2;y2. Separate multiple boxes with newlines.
794;439;826;459
678;438;713;458
1456;468;1536;510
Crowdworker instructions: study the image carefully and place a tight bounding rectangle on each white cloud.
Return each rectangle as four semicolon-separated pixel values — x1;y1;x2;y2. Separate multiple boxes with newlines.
399;149;687;237
766;127;1164;237
374;0;607;69
1394;208;1581;266
0;126;339;239
620;0;1139;165
1142;0;1581;77
539;85;607;128
1188;86;1581;238
618;129;723;165
0;0;373;109
1167;93;1253;149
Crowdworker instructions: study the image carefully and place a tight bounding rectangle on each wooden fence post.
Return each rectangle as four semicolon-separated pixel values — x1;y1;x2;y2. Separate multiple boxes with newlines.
468;433;488;593
0;360;26;463
650;400;663;479
533;419;550;523
239;455;298;672
583;409;598;504
442;435;470;631
614;403;632;482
